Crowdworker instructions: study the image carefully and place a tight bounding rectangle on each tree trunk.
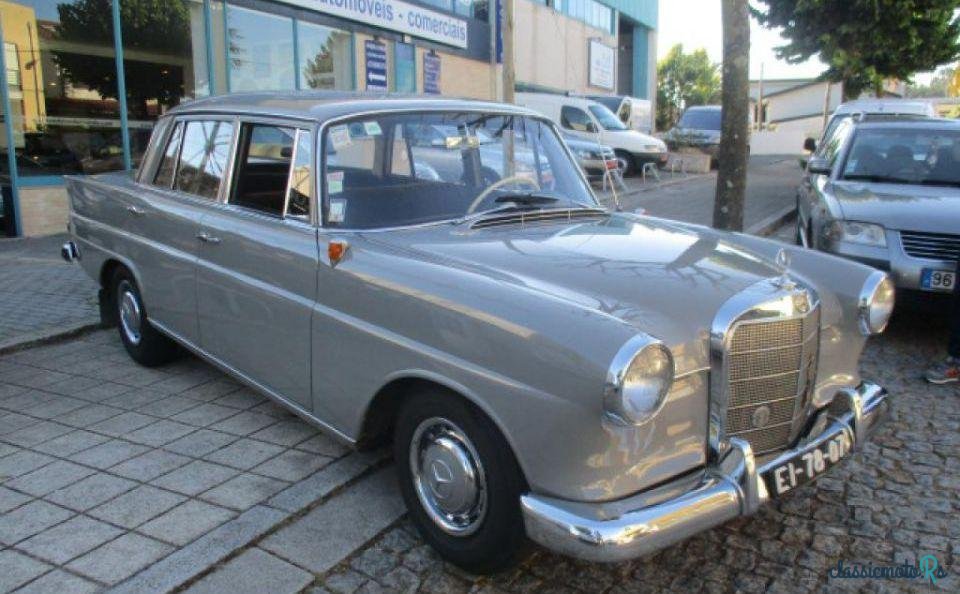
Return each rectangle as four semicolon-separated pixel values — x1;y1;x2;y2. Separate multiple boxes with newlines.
713;0;750;232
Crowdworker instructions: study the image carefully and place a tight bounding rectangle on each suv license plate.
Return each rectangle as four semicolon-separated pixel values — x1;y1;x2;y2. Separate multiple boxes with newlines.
762;432;852;497
921;269;956;292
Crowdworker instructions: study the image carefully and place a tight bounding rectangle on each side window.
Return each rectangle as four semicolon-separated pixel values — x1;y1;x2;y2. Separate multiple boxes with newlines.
822;119;853;165
561;106;592;132
230;124;296;216
153;121;184;188
174;121;235;199
285;130;313;221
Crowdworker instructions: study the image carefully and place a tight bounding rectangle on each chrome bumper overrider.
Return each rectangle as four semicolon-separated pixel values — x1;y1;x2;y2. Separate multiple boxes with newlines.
521;381;888;563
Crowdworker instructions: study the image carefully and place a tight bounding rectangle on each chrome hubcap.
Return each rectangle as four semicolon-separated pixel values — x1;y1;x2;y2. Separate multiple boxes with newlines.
409;417;487;536
118;281;143;346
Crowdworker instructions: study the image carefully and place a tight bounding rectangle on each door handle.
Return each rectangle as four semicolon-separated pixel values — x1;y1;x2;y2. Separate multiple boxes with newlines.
126;205;145;216
197;232;221;244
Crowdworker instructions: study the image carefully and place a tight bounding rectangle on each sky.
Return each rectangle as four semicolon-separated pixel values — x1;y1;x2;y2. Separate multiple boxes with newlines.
657;0;826;81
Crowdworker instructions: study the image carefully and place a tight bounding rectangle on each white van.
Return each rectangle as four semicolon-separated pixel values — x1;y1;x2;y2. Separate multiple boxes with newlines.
583;94;653;134
516;92;666;175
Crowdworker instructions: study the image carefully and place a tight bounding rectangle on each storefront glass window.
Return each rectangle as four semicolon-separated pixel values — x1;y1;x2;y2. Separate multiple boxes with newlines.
121;0;210;168
0;0;125;176
226;5;294;92
394;42;415;93
297;21;352;91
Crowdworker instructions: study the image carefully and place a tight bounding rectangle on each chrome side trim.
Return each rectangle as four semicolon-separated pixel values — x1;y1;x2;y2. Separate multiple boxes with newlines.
521;381;888;563
148;319;356;447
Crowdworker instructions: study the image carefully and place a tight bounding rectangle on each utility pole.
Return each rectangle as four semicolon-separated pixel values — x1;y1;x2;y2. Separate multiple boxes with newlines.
502;0;515;104
713;0;750;232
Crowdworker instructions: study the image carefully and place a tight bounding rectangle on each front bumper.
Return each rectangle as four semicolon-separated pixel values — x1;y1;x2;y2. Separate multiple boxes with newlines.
631;151;669;166
824;233;955;291
521;381;888;563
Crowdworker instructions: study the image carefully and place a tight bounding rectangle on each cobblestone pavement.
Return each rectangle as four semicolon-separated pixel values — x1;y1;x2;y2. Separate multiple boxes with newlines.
0;234;99;347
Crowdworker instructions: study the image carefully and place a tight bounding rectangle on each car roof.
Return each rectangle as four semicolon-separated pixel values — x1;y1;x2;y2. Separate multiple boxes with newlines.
168;91;539;122
684;105;721;112
855;117;960;130
834;99;935;116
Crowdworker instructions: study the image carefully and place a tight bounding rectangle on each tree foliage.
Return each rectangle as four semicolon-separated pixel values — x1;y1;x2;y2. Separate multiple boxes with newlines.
656;44;722;130
752;0;960;99
904;65;957;97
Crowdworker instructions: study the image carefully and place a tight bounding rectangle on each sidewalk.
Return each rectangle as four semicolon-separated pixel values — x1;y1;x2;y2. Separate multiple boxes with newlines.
0;235;100;352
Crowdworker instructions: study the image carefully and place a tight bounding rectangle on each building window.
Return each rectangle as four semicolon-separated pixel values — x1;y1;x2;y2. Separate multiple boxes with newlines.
226;4;295;92
417;0;487;20
557;0;614;34
297;21;352;91
394;42;415;93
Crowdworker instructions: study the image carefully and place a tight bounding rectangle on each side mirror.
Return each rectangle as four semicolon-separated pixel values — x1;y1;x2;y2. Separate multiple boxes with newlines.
803;137;817;153
808;157;832;176
586;122;598;134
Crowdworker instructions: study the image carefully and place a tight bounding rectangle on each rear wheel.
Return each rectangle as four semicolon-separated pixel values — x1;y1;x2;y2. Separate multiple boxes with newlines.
111;268;180;367
615;150;636;176
394;389;526;573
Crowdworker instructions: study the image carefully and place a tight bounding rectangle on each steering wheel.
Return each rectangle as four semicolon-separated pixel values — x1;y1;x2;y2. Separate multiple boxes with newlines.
465;175;541;214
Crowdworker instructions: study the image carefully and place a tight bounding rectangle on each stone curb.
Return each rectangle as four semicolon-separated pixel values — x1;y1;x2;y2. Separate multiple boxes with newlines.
745;205;798;237
0;319;103;356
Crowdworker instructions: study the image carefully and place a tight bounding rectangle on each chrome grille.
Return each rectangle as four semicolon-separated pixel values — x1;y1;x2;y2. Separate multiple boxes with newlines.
470;208;607;229
900;231;960;261
723;306;820;454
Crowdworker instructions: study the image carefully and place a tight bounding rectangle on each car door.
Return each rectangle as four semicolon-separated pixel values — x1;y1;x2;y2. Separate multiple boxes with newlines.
196;120;318;411
130;117;221;343
799;118;854;247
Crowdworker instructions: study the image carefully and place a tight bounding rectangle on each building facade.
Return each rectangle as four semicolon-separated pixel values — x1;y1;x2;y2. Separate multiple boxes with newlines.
0;0;656;237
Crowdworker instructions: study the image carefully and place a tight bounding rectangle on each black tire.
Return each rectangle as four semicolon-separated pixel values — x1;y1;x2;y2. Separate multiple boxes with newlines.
394;389;526;574
111;267;180;367
615;150;636;176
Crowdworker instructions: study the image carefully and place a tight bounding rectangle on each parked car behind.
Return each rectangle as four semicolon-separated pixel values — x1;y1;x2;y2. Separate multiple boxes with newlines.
809;98;937;154
560;131;620;183
798;116;960;295
662;105;739;164
516;92;667;175
63;92;892;574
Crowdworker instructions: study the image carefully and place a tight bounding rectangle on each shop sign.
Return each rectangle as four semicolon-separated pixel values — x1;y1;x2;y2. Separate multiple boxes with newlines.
365;40;388;91
283;0;468;48
588;39;615;90
423;52;441;94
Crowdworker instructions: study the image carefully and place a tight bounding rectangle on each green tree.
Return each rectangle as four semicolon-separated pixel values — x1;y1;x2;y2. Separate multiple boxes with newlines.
752;0;960;99
656;44;722;130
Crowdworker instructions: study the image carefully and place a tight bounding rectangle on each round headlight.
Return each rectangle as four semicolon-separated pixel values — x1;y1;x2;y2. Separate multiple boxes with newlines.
858;271;895;335
605;339;675;425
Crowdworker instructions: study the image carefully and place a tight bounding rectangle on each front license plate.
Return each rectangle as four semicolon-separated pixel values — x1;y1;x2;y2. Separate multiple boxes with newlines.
921;269;956;292
762;432;852;497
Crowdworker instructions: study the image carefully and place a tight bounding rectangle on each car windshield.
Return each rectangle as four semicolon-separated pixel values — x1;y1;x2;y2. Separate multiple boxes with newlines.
840;127;960;187
588;104;628;130
678;109;721;130
323;112;597;228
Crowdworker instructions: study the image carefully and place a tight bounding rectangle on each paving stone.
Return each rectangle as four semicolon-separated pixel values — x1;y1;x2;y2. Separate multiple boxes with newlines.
200;473;289;511
102;388;170;411
136;395;202;417
252;449;332;482
163;428;237;457
211;388;266;410
2;420;74;447
107;505;287;594
123;419;198;447
45;472;138;511
67;532;174;586
89;411;157;436
58;404;126;428
262;467;405;573
203;438;285;470
268;452;385;514
89;485;186;529
17;514;125;564
0;500;74;545
3;460;96;497
181;547;313;594
0;441;18;458
109;449;192;482
0;450;55;479
172;403;239;427
68;439;150;469
22;396;89;419
10;569;100;594
296;432;352;458
0;485;31;513
179;379;243;402
150;460;238;496
32;429;110;456
138;500;237;546
0;412;41;434
0;549;52;593
250;419;318;447
210;411;278;436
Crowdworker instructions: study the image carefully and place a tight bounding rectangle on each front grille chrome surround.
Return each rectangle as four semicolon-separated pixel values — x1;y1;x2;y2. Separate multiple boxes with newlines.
709;278;821;460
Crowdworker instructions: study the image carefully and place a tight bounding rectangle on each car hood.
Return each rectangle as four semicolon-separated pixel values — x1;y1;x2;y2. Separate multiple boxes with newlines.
365;213;782;374
665;127;721;144
831;181;960;234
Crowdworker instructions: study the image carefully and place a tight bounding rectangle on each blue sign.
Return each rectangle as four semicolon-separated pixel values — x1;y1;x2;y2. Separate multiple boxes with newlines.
365;40;388;91
423;53;441;95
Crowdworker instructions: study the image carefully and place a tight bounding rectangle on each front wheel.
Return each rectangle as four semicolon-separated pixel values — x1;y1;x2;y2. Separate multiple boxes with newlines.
615;150;636;176
394;390;526;573
112;268;180;367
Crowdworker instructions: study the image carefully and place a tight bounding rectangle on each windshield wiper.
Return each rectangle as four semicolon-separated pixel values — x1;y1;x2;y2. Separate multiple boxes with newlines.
453;196;601;225
843;174;913;184
919;179;960;188
493;192;562;206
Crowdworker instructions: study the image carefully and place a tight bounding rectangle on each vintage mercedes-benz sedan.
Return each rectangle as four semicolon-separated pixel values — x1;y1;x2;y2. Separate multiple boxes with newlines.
63;92;893;572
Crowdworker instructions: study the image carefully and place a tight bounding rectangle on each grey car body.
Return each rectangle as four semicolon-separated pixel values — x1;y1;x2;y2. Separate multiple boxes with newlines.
662;105;723;158
63;92;890;567
798;118;960;293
